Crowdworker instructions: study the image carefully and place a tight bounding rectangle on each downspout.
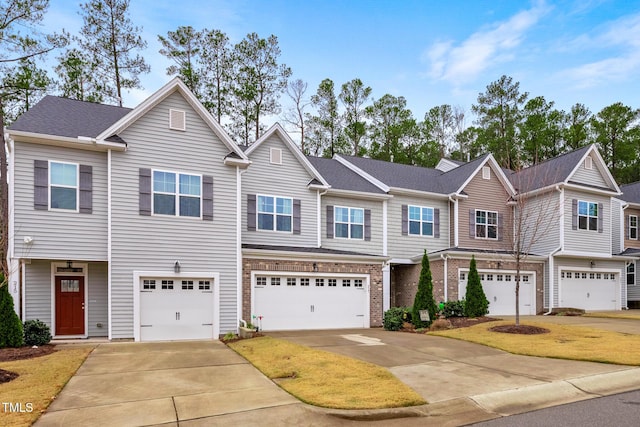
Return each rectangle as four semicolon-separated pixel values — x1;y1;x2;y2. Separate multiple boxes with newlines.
237;167;248;329
545;186;564;315
441;253;448;302
449;195;459;247
317;188;328;248
107;149;112;339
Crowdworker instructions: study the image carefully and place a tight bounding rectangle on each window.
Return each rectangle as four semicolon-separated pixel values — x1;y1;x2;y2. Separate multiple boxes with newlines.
198;280;211;290
50;161;78;210
287;277;296;286
182;280;194;290
561;272;565;279
153;170;201;217
482;166;491;180
522;276;529;282
409;205;434;236
270;277;280;286
596;274;601;279
60;279;80;292
460;272;466;280
578;201;598;231
604;273;609;280
627;262;635;286
480;274;485;280
505;275;512;281
343;279;351;287
354;279;363;288
630;215;638;240
497;275;503;281
300;278;310;286
611;273;616;280
256;277;267;286
270;148;282;164
328;279;337;287
487;274;494;281
589;273;595;279
566;272;572;279
581;272;587;279
585;156;593;170
335;207;364;239
476;210;498;239
143;279;156;290
315;278;325;287
161;280;174;290
258;195;292;232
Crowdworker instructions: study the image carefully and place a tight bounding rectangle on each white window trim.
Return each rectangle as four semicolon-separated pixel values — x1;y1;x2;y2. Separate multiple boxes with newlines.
334;205;365;240
256;194;293;233
151;169;203;219
577;200;598;231
482;166;491;180
49;160;79;212
585;156;593;170
627;262;636;286
629;215;638;240
408;205;435;237
50;262;89;339
475;209;498;240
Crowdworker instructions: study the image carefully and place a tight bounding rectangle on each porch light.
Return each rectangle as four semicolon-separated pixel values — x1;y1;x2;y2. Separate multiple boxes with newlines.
313;262;318;272
174;261;181;273
590;260;595;268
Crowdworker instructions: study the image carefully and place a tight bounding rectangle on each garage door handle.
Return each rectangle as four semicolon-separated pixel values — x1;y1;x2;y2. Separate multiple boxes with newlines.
202;323;213;326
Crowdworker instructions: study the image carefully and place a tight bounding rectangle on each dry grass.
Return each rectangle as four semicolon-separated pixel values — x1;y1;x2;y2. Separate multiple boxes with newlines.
584;311;640;320
430;320;640;365
229;336;425;409
0;345;94;427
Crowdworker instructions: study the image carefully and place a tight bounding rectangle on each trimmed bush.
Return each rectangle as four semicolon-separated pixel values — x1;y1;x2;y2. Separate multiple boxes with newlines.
464;256;489;317
442;300;466;318
412;250;438;328
24;319;52;346
383;307;408;331
0;278;24;348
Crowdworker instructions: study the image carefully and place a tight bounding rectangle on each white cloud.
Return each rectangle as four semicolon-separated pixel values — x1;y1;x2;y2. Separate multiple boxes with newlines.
424;1;550;85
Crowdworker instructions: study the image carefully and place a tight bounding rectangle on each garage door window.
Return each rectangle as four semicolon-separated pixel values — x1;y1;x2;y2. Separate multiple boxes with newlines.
143;279;156;290
343;279;351;287
182;280;194;290
199;280;211;290
316;278;324;287
287;278;297;286
354;279;363;287
300;278;310;286
328;279;337;287
161;280;174;289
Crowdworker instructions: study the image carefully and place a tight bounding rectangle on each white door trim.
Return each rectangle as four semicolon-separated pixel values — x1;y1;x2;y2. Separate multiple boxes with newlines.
50;262;89;339
133;271;220;342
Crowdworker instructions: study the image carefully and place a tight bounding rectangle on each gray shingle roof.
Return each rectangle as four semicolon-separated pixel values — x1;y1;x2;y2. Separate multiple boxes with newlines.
621;182;640;204
306;156;386;194
8;95;131;139
508;145;592;192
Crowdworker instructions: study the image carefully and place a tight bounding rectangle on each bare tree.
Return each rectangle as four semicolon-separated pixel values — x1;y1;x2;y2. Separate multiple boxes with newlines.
282;79;309;152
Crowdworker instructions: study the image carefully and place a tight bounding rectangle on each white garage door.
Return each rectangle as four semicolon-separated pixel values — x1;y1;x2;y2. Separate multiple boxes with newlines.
560;270;618;310
140;278;214;341
253;275;369;331
459;271;536;315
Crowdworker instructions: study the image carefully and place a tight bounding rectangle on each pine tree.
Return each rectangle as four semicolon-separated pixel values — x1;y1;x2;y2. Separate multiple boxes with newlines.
465;256;489;317
412;250;437;328
0;276;24;348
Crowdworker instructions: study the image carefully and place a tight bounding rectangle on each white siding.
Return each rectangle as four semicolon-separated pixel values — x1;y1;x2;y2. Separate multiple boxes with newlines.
563;189;611;255
111;92;239;339
13;143;108;260
242;134;317;246
321;195;384;254
88;262;108;337
387;193;449;259
570;155;608;188
24;260;52;326
520;191;561;256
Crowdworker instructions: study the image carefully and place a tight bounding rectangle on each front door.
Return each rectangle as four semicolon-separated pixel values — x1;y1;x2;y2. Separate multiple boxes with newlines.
55;276;85;335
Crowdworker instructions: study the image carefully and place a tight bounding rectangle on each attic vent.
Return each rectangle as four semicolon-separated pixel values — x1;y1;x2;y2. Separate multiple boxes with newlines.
585;156;593;170
270;147;282;165
482;166;491;180
169;109;186;131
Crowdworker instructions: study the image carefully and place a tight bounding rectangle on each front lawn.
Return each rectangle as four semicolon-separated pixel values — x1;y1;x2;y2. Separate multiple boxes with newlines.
584;311;640;320
228;336;425;409
430;320;640;365
0;345;94;427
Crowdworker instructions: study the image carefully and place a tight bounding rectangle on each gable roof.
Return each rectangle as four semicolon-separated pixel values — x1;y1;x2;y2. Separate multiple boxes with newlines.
621;182;640;205
96;77;248;161
509;144;620;194
245;123;329;187
306;156;386;194
8;96;131;139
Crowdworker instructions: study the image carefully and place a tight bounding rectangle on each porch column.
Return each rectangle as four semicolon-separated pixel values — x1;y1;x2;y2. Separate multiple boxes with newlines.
382;264;391;312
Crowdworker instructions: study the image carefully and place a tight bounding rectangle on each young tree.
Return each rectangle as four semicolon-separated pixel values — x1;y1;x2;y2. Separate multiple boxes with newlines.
158;26;201;95
306;78;343;157
198;29;233;123
282;78;309;152
339;78;371;156
412;250;438;328
77;0;150;106
366;94;417;162
55;48;104;102
231;32;291;143
0;278;23;347
464;256;489;318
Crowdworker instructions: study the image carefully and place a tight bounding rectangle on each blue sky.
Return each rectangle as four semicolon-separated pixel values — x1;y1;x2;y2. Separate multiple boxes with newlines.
41;0;639;124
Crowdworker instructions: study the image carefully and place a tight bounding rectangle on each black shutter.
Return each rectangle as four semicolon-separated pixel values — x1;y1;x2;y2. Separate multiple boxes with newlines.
326;205;334;238
571;199;578;230
34;160;48;210
364;209;371;241
247;194;256;231
79;165;92;214
139;168;152;216
293;199;301;234
202;175;213;221
598;202;603;233
401;205;408;235
434;208;440;238
469;209;475;238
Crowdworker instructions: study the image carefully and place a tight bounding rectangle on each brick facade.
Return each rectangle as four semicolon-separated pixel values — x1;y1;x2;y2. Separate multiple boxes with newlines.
242;258;384;327
391;257;545;314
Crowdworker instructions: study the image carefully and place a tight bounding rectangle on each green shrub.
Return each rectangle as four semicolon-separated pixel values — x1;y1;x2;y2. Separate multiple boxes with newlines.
383;307;409;331
23;319;52;346
412;250;438;328
0;279;24;348
464;256;489;317
442;300;466;318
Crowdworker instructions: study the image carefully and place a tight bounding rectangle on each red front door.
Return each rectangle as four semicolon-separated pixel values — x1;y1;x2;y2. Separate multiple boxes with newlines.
55;276;85;335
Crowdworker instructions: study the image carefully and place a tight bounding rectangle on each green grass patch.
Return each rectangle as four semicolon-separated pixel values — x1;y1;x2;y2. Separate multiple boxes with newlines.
228;336;425;409
0;345;94;427
430;321;640;365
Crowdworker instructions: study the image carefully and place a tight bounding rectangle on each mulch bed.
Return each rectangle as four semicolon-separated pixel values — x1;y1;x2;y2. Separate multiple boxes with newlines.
0;344;57;385
490;324;550;335
447;316;498;328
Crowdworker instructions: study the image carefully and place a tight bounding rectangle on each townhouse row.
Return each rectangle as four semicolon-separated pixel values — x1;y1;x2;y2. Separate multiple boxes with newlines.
6;78;639;341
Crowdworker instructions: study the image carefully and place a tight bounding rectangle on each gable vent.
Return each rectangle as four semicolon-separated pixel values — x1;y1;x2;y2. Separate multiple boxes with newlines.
482;166;491;180
169;109;186;131
585;156;593;170
270;147;282;165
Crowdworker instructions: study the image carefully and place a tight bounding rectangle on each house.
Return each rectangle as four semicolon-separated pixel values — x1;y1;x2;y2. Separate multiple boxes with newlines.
619;181;640;308
5;78;631;342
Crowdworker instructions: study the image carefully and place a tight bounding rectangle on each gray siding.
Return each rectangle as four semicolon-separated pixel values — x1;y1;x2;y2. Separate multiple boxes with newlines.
242;134;317;246
13;142;108;260
563;189;611;255
88;262;108;337
321;195;383;254
628;260;640;302
111;91;239;338
552;257;624;307
24;259;52;326
612;198;623;254
520;191;561;256
570;155;608;188
387;193;449;259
